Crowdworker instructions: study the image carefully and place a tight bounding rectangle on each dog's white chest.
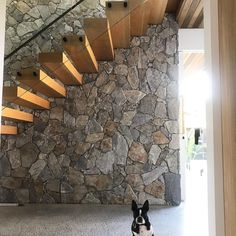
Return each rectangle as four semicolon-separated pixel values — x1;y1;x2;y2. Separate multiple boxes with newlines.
133;225;154;236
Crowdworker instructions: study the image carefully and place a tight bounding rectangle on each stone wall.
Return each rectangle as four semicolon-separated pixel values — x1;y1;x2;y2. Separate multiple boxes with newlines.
1;0;180;205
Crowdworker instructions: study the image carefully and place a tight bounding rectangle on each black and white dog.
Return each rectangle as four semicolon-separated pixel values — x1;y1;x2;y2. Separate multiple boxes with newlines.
131;200;154;236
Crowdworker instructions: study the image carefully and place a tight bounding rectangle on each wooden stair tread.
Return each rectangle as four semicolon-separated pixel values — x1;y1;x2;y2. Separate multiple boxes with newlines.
105;1;130;49
17;69;66;98
84;18;114;61
1;106;33;122
149;0;168;25
39;52;83;85
0;125;17;135
63;35;98;73
129;0;151;36
3;86;50;110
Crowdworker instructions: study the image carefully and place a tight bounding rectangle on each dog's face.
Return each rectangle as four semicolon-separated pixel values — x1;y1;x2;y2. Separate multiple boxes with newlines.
132;200;149;225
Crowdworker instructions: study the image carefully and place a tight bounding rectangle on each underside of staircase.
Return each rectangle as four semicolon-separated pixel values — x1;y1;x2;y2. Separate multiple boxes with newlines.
1;0;170;135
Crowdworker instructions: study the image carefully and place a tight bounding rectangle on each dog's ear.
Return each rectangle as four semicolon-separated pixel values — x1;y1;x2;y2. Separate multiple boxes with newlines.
132;200;138;211
142;200;149;212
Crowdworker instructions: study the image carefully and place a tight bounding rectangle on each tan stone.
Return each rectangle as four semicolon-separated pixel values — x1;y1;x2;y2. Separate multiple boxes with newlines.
128;142;148;163
145;181;165;198
153;131;169;144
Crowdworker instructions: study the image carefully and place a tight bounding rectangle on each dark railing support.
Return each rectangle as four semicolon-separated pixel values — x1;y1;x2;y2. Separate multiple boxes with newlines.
4;0;86;61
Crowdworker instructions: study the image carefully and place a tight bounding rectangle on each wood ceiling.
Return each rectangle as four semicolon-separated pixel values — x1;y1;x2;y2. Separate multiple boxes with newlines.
183;52;205;75
166;0;204;28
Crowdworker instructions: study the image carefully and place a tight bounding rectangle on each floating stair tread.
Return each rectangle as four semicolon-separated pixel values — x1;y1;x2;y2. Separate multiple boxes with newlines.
17;69;66;98
105;1;130;49
39;52;83;85
1;106;33;122
3;86;50;110
84;18;114;61
63;35;98;73
0;125;17;135
129;0;151;36
149;0;168;24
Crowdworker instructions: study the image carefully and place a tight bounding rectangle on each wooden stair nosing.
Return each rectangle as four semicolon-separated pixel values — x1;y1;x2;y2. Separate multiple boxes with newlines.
63;35;99;73
39;52;83;85
0;125;17;135
3;86;50;110
84;18;114;61
149;0;168;25
17;69;66;98
129;0;151;36
1;106;33;122
105;1;131;49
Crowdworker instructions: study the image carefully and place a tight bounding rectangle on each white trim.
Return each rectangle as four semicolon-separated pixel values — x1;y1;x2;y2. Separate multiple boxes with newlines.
0;0;6;125
204;0;225;236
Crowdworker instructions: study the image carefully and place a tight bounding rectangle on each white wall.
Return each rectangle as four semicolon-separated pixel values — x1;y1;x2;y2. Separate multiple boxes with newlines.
0;0;6;125
178;29;204;201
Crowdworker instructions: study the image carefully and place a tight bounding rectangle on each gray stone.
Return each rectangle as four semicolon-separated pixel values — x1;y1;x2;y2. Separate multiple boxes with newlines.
142;163;168;185
165;120;179;134
0;177;22;189
46;179;60;192
28;7;40;18
37;5;51;21
82;193;101;204
17;1;30;14
96;151;115;174
102;81;116;94
7;149;21;169
164;172;181;206
50;106;64;120
139;192;166;205
17;22;37;37
146;68;162;93
166;151;179;173
124;90;146;104
100;138;113;152
75;143;91;155
132;113;152;127
16;189;29;203
138;94;157;115
124;184;138;204
121;111;136;126
29;160;46;180
127;66;139;89
20;143;39;168
48;153;62;178
114;64;128;76
155;102;167;118
149;145;162;165
169;134;179;150
68;168;84;186
86;119;103;134
113;132;128;166
61;182;73;194
86;133;104;143
166;36;177;55
113;103;122;122
112;88;127;106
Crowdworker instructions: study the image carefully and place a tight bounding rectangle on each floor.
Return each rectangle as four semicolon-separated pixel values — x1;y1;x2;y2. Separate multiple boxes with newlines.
0;161;208;236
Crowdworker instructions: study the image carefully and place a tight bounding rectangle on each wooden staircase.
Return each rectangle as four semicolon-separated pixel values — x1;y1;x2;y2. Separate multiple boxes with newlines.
1;0;168;135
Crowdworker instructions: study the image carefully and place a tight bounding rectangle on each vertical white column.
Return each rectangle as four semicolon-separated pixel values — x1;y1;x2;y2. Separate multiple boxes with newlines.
204;0;225;235
0;0;6;126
